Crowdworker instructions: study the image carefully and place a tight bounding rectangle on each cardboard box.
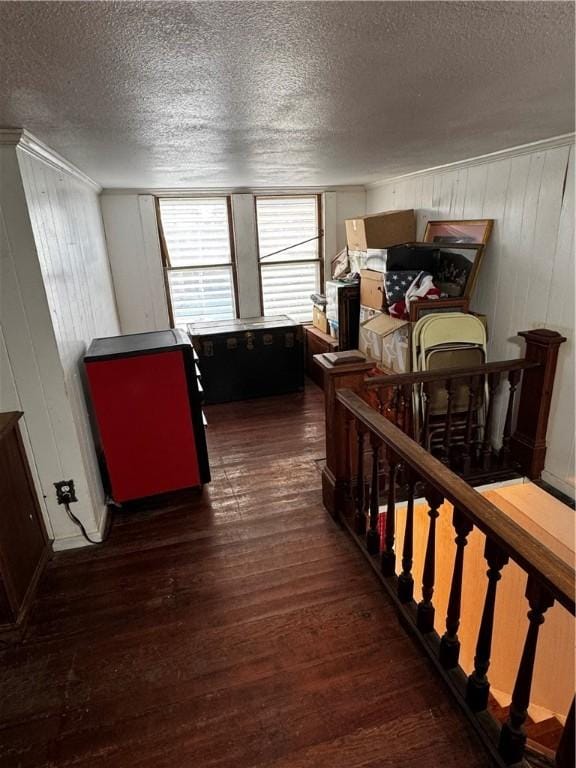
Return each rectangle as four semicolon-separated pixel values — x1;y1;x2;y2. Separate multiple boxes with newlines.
312;305;328;334
345;210;416;251
360;269;386;311
360;305;383;324
359;313;410;373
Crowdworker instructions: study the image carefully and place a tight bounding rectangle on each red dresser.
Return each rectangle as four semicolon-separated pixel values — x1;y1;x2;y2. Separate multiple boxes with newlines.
85;329;210;503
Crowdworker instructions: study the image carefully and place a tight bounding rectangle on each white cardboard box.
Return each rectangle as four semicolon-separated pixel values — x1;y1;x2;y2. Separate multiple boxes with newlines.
359;313;410;372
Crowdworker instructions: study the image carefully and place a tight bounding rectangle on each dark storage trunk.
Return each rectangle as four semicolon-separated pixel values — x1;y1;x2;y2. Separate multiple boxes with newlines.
188;316;304;404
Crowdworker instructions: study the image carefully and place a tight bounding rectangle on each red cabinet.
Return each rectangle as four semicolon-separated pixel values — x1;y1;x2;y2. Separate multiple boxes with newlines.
85;330;210;503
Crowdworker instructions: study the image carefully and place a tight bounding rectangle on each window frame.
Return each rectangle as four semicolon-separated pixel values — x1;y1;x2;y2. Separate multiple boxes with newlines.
254;193;324;321
156;196;240;328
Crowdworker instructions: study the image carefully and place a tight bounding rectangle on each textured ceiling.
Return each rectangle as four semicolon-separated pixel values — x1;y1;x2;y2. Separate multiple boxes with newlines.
0;1;574;188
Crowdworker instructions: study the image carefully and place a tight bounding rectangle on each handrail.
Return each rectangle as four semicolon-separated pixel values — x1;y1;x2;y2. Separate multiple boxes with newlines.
337;388;575;614
365;358;540;389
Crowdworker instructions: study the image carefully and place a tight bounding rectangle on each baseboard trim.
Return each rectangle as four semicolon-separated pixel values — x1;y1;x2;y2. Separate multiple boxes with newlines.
52;504;109;551
538;473;576;506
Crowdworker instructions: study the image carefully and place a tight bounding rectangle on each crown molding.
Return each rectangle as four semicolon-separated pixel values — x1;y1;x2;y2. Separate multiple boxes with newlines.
100;184;367;196
366;133;576;190
0;128;102;193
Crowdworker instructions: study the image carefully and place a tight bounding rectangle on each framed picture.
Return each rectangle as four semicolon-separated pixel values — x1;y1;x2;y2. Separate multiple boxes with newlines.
409;297;469;322
423;219;493;245
431;243;485;299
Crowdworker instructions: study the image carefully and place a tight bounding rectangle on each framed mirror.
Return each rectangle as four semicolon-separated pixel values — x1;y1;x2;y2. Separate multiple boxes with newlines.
431;243;485;298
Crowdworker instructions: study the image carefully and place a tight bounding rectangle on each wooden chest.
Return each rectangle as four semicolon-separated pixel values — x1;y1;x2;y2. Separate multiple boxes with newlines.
188;316;304;404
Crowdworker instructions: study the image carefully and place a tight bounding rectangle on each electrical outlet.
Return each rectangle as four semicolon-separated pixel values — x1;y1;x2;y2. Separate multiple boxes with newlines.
54;480;78;505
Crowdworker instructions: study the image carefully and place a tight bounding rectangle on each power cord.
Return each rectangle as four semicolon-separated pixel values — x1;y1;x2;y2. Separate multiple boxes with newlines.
54;481;110;545
63;501;107;545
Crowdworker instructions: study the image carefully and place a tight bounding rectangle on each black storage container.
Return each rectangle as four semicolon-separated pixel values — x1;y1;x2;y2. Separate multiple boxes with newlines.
188;316;304;404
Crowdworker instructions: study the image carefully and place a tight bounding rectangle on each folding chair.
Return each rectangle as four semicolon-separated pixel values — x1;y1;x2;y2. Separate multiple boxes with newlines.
411;313;488;459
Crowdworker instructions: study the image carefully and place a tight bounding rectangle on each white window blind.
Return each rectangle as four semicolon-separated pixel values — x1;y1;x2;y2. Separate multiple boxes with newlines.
158;198;236;327
256;196;321;323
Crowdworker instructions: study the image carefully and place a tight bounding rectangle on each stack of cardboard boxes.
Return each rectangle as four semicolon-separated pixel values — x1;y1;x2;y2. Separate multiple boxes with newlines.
346;209;416;372
314;209;488;374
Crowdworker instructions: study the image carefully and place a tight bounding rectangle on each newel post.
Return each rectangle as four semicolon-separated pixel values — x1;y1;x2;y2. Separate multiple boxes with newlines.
510;329;566;480
314;353;374;519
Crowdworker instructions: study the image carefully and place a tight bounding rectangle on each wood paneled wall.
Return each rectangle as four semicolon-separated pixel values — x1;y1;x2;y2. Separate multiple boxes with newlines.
16;147;121;545
0;134;120;547
367;139;575;497
100;194;170;334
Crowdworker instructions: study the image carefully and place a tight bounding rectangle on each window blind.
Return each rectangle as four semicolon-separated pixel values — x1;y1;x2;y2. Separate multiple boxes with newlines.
158;198;236;326
256;196;321;323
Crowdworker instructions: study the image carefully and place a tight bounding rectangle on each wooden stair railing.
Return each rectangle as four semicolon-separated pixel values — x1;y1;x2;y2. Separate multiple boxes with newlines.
366;358;540;484
316;329;566;519
334;387;575;768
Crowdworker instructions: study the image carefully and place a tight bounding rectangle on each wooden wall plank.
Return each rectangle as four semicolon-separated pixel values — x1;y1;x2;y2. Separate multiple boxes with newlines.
542;146;575;494
522;146;570;331
11;145;120;544
0;146;86;541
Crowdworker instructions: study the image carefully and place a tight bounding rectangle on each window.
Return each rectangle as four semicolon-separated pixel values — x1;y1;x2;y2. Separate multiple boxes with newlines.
158;197;237;327
256;196;322;323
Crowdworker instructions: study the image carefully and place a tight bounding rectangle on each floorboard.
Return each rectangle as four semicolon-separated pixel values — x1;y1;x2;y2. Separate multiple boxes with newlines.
0;381;495;767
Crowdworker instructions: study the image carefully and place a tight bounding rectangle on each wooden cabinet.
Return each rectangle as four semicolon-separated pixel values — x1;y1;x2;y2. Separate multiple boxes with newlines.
0;412;50;638
85;330;210;502
304;326;339;390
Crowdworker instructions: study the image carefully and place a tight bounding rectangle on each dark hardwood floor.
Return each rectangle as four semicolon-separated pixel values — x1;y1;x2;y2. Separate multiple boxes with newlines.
0;381;495;767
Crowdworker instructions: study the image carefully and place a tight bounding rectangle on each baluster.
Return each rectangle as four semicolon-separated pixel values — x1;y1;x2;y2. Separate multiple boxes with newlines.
393;385;402;425
498;577;555;765
402;383;412;437
556;696;575;768
344;410;354;518
462;375;479;476
442;377;456;466
439;508;473;669
354;422;367;535
397;469;416;603
376;387;386;415
465;538;509;711
396;385;405;432
421;382;431;450
482;372;501;471
416;487;443;633
383;386;395;421
500;369;522;467
366;433;381;555
380;450;397;576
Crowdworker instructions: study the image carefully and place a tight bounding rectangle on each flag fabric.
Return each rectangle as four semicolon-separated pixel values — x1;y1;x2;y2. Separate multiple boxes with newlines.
386;270;440;319
385;270;428;304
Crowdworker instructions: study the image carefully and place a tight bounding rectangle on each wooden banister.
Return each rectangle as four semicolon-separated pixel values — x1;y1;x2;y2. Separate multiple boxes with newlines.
364;329;566;481
364;358;539;389
317;329;566;516
320;333;570;765
336;388;575;614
